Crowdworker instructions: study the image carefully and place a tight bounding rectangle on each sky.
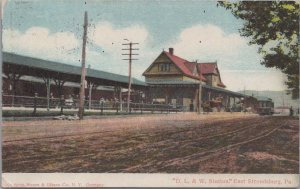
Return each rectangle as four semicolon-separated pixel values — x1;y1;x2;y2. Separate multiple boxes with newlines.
2;0;287;91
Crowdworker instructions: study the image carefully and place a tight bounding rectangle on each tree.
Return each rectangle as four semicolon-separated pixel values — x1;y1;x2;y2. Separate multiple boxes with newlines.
218;1;299;99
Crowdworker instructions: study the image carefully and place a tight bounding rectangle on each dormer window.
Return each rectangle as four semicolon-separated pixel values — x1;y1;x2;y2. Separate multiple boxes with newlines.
159;63;171;72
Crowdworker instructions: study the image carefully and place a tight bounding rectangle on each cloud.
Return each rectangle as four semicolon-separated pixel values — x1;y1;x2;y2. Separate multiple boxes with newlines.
165;24;286;91
86;22;157;79
3;27;81;64
2;23;155;81
165;24;264;71
89;22;149;50
2;23;288;92
168;24;247;61
222;69;287;91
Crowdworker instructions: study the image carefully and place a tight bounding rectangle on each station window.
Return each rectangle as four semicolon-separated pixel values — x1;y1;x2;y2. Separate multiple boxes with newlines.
160;64;164;71
160;63;171;72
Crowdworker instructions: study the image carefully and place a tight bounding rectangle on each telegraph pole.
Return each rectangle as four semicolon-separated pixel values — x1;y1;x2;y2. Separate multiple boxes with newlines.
198;82;202;114
128;42;132;113
78;11;88;119
122;40;139;113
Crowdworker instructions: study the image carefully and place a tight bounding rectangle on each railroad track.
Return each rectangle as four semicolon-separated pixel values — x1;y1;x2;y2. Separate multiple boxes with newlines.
3;117;292;172
122;124;284;172
2;116;258;143
121;120;285;172
3;117;280;171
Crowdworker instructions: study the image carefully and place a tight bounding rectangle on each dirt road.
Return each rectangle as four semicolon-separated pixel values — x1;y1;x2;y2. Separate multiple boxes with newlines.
2;113;299;173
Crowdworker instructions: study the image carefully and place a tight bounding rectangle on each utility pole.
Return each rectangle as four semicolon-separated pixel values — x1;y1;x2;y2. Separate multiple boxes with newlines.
197;40;202;115
282;91;285;106
198;82;202;114
78;11;88;119
46;77;51;111
122;40;139;113
243;86;246;112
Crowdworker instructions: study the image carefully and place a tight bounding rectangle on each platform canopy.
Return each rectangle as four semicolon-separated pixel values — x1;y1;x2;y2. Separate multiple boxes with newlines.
146;80;248;98
3;52;146;89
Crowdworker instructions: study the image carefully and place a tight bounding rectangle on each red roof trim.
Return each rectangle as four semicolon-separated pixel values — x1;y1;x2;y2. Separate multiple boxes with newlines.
198;63;217;74
198;62;226;88
164;51;207;81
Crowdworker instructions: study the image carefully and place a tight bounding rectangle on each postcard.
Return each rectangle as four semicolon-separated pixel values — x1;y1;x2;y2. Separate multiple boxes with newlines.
1;0;299;188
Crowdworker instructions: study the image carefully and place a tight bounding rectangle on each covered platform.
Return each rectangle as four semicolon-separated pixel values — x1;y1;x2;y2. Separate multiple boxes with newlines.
3;52;147;110
146;80;253;112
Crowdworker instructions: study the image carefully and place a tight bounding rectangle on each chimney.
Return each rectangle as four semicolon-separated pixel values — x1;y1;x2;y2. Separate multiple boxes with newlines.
169;48;174;55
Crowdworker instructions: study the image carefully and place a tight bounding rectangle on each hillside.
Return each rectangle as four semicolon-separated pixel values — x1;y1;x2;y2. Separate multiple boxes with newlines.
238;90;299;109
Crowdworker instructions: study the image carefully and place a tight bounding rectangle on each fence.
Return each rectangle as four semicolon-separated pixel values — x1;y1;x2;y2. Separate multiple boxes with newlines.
2;94;184;116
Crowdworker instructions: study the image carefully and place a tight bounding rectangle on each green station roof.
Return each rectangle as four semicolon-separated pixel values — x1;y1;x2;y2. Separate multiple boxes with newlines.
146;80;247;97
2;52;273;101
3;52;146;87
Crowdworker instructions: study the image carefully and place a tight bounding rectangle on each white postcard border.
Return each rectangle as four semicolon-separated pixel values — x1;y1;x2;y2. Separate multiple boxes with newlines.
2;173;299;188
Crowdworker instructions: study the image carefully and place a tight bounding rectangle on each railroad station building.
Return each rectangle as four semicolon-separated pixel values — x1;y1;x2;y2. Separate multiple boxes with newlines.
2;50;261;113
143;48;248;112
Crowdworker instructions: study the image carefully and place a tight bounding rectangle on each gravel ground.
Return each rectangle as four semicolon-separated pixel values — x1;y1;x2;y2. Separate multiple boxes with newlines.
2;112;299;173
